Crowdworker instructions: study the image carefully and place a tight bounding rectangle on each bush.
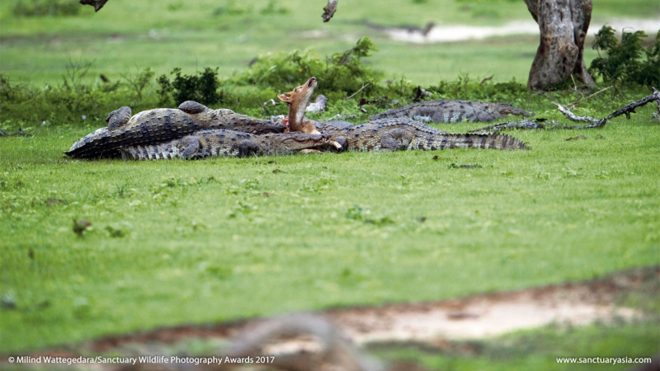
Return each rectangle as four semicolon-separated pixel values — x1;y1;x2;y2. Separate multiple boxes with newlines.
0;66;162;127
157;68;221;106
589;26;659;86
237;37;389;101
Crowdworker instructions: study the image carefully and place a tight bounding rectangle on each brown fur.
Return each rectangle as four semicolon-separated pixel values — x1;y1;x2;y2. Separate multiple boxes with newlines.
278;77;320;134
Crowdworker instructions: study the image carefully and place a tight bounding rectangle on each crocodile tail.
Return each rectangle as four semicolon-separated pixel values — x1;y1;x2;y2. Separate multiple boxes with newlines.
66;120;199;159
119;142;182;160
424;133;526;150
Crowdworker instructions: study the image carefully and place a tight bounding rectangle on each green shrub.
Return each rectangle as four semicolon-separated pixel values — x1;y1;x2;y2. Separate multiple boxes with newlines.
157;68;221;106
589;26;659;86
237;37;388;101
427;74;527;102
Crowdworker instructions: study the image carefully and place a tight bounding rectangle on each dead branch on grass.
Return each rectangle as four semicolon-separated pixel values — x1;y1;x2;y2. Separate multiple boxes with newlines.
472;89;660;133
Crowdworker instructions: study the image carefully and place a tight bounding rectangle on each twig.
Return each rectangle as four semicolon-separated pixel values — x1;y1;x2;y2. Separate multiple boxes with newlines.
555;103;601;125
347;83;371;99
588;88;660;128
569;86;612;108
570;74;578;93
322;0;338;22
478;90;660;134
479;75;494;86
555;89;660;128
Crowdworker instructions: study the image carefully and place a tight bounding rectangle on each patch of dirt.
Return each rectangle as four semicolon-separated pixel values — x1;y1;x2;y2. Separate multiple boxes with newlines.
19;266;656;361
378;18;660;43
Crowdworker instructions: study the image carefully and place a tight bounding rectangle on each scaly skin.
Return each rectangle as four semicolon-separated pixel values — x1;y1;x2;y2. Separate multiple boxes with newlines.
66;101;284;159
316;118;526;151
119;129;342;160
370;100;531;123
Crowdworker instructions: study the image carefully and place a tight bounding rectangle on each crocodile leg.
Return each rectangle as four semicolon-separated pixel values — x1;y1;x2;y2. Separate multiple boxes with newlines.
236;140;263;157
380;129;415;150
180;136;201;159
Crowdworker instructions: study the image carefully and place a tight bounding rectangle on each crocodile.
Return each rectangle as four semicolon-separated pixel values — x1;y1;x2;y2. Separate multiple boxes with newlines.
371;100;531;123
316;118;526;151
117;117;524;160
66;101;284;159
119;129;342;160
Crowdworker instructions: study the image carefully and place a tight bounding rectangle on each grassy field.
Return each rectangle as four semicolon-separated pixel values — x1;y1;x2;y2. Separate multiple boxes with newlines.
1;0;658;84
1;0;659;367
2;115;659;353
375;322;660;371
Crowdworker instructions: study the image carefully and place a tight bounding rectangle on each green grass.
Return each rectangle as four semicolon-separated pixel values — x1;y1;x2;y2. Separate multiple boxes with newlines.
0;0;658;84
1;112;659;352
375;321;660;371
0;0;659;361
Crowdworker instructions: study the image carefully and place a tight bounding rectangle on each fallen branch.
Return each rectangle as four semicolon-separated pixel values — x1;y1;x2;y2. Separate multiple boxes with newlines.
322;0;338;22
79;0;108;12
473;89;660;134
555;103;601;125
588;88;660;128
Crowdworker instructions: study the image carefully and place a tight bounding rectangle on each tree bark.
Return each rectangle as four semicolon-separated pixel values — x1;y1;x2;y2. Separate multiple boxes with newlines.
524;0;596;90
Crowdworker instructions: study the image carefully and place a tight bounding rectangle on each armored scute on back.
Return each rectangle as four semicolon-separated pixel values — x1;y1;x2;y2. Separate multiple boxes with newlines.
371;100;531;123
318;118;526;151
65;101;285;159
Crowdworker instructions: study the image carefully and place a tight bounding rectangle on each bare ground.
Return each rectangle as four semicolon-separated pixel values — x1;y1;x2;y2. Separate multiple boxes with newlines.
8;266;656;371
377;19;660;43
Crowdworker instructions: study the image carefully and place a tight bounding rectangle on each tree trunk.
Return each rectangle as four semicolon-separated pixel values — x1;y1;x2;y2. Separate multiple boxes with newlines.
524;0;596;90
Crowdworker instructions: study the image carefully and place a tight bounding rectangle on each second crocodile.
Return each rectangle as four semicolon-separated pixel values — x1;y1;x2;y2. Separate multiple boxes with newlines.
317;119;526;151
371;100;530;123
66;101;285;159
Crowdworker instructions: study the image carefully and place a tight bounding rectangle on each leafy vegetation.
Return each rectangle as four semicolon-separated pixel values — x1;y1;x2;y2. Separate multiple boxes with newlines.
590;26;660;86
239;37;384;100
157;67;221;106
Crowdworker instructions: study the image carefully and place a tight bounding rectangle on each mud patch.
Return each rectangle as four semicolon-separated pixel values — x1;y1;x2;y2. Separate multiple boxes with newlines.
19;267;656;361
380;18;660;43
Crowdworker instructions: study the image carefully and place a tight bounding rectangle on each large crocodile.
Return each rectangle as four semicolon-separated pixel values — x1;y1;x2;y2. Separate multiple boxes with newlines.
371;100;530;123
119;118;524;160
316;119;526;151
66;101;284;159
119;129;342;160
